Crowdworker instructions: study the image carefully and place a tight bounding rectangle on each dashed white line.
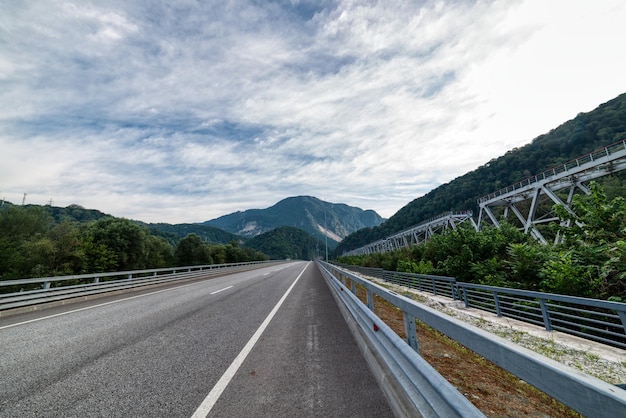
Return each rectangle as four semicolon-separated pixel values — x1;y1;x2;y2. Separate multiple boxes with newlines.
2;281;239;331
210;286;233;295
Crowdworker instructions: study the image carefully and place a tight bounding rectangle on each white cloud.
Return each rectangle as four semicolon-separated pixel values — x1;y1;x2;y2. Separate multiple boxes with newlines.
1;0;625;222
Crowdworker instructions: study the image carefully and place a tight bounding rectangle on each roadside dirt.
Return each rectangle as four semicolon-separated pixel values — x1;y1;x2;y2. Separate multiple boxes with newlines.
348;279;581;417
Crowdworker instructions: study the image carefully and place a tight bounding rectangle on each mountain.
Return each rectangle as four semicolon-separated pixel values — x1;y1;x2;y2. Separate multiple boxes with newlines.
204;196;384;249
0;202;112;224
335;92;626;255
145;223;242;246
244;226;323;260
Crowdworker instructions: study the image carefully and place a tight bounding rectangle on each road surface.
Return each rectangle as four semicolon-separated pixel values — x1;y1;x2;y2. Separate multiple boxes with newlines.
0;261;394;417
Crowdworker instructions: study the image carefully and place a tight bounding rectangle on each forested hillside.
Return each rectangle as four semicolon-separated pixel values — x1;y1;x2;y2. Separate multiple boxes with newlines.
144;222;242;246
0;195;381;279
243;226;324;260
336;92;626;255
0;205;266;280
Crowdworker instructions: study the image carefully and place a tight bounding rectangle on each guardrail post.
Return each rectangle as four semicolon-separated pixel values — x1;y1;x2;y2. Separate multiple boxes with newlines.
366;289;374;311
128;274;132;280
462;286;469;308
403;312;419;352
451;283;456;300
44;281;51;290
539;298;553;331
618;310;626;335
350;278;356;294
493;291;502;317
93;277;99;284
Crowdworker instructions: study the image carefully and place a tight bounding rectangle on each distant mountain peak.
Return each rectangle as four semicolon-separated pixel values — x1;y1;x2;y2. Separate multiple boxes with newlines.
203;196;384;249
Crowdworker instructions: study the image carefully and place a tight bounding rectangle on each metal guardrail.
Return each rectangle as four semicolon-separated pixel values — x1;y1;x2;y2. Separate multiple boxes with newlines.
333;264;384;280
383;271;457;300
0;261;278;312
320;261;626;417
335;264;457;300
335;263;626;349
316;261;485;417
457;282;626;349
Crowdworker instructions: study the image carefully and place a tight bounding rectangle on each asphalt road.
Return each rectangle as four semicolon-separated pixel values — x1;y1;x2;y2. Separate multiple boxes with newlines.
0;261;394;417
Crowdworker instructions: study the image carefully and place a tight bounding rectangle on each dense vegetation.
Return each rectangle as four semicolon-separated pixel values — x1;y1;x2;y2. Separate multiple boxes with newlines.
336;92;626;254
145;222;242;246
0;206;267;280
174;233;267;266
338;182;626;301
243;226;325;260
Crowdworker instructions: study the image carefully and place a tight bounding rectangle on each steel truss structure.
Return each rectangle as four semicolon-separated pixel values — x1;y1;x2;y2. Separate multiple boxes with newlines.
477;139;626;243
344;139;626;256
343;211;476;256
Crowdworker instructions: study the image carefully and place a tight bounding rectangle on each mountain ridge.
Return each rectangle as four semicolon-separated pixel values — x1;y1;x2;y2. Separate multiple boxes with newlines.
1;196;383;251
203;195;384;249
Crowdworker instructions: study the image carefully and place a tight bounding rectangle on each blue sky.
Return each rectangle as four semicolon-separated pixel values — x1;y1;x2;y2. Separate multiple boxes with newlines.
2;0;626;223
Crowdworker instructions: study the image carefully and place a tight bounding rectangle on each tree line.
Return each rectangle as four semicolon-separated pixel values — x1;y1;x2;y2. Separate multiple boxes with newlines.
337;182;626;301
0;206;267;280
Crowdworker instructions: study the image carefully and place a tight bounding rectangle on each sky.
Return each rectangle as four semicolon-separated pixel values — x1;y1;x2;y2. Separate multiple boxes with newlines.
1;0;626;224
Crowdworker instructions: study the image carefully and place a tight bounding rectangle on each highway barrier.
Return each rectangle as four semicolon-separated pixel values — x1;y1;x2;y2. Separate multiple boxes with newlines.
320;261;626;418
317;260;485;417
0;261;281;313
335;263;626;349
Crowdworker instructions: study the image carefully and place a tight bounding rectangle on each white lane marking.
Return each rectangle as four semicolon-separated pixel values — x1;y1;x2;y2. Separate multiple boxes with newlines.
210;286;233;295
262;272;269;276
191;262;310;418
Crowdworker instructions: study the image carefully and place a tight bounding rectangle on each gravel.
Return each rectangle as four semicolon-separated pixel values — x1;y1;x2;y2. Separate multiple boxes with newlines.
368;277;626;386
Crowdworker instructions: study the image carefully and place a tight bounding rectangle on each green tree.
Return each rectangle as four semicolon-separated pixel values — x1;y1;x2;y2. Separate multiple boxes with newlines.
175;233;211;266
505;243;547;290
144;235;174;268
82;218;149;271
46;221;85;275
81;236;117;273
209;245;227;264
224;242;243;263
540;250;597;296
547;182;626;298
420;223;527;281
20;237;55;278
0;206;51;278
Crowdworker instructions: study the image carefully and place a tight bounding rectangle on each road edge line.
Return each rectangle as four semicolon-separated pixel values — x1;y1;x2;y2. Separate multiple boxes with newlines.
191;261;310;418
